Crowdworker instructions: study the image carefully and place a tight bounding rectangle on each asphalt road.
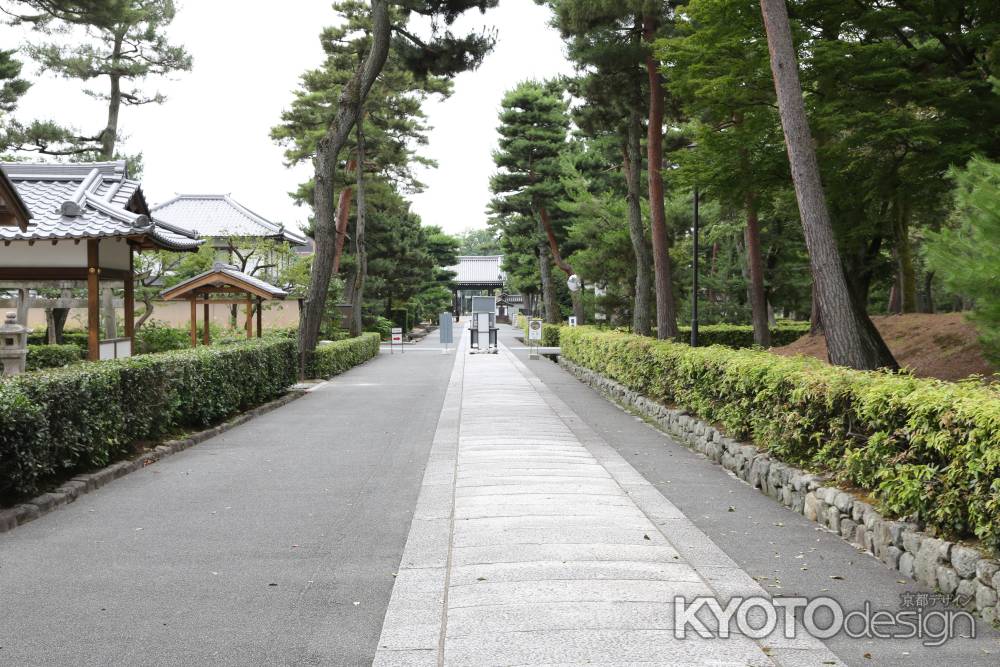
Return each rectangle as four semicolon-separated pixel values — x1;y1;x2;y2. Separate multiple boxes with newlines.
501;326;1000;667
0;336;454;667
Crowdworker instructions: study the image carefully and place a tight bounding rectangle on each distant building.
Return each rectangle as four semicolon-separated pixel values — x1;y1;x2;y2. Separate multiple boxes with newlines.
446;255;523;320
152;194;307;280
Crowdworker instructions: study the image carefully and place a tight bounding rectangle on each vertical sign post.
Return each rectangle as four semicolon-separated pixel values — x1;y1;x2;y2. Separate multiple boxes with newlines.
528;318;543;360
439;312;453;354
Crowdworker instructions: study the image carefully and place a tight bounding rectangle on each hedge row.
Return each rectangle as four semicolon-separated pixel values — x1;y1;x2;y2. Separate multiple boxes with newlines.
676;322;811;348
559;327;1000;550
26;344;82;371
0;338;297;502
310;332;381;379
518;320;810;350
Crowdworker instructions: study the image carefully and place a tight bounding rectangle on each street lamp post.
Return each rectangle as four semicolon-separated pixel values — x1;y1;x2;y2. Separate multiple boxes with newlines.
691;184;699;347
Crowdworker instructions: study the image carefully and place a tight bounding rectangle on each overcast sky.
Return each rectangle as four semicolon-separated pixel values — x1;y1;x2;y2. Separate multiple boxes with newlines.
4;0;574;236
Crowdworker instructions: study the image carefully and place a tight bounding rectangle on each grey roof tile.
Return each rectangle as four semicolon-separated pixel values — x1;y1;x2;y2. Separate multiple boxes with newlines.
0;160;201;251
162;262;289;299
448;255;506;285
151;194;307;246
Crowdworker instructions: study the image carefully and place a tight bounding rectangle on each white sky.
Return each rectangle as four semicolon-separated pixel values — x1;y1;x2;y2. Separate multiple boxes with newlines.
3;0;573;236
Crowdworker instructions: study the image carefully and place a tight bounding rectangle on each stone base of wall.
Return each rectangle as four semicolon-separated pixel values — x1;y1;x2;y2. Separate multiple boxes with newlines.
559;356;1000;625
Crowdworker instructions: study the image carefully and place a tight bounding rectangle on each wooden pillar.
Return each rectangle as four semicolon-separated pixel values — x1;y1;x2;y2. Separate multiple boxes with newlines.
124;248;135;339
245;298;253;339
256;297;263;338
203;294;210;346
190;295;197;347
87;239;100;361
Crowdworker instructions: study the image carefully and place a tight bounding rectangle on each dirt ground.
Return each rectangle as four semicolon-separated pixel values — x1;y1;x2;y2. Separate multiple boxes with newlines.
772;312;996;381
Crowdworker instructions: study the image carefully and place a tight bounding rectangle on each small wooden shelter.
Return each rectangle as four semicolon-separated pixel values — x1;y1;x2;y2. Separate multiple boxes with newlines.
160;262;288;346
0;161;202;361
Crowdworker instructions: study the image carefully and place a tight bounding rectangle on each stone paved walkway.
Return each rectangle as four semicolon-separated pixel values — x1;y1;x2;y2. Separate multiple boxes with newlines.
373;336;842;666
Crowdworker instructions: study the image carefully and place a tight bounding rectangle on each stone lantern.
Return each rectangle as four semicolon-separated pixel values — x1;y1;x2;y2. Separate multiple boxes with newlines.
0;311;31;376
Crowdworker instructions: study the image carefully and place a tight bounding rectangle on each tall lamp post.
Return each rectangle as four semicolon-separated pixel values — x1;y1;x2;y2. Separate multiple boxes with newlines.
691;184;699;347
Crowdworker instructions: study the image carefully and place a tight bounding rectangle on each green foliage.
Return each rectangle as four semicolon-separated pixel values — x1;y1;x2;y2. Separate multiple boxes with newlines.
133;320;188;355
927;158;1000;364
676;323;811;348
27;330;88;352
309;332;380;379
521;319;561;347
0;338;297;503
561;327;1000;549
365;316;394;340
25;344;81;370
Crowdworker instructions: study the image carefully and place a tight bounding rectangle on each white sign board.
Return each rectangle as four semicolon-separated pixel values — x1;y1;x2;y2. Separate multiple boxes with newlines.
568;316;577;327
391;327;403;344
528;319;543;341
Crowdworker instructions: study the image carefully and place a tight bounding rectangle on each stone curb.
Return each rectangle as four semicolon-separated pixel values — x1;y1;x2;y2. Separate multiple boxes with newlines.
559;356;1000;626
0;389;306;536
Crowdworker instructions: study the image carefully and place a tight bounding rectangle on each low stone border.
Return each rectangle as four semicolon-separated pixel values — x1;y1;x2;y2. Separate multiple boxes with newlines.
0;389;305;535
559;356;1000;625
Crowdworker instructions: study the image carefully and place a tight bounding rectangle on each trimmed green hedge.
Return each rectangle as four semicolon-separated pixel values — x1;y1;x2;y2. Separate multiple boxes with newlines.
28;331;89;353
518;321;810;350
0;338;297;503
676;322;810;348
310;332;381;379
26;344;82;371
560;327;1000;550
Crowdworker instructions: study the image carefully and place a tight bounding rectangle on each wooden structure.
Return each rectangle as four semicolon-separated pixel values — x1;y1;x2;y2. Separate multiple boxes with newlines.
0;161;201;360
160;263;288;345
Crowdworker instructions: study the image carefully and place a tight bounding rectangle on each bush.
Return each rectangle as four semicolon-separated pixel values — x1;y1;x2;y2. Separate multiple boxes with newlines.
25;344;82;371
365;316;394;340
134;321;189;355
28;331;89;353
310;332;380;379
0;338;297;503
675;322;810;348
560;326;1000;549
521;319;561;347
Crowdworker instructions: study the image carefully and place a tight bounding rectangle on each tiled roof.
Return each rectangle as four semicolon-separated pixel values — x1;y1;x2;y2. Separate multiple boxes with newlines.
0;161;201;251
151;194;308;246
161;262;289;300
448;255;506;285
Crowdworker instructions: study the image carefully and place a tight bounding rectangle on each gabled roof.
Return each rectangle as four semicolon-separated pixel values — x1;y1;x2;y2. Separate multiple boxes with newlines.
160;262;289;301
151;194;308;246
0;160;201;251
448;255;506;286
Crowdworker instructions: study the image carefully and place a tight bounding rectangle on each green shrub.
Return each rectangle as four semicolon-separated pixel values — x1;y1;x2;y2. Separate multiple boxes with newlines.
310;332;380;379
25;344;82;371
365;316;394;340
675;322;810;348
134;321;189;355
0;338;297;503
28;331;89;353
521;319;561;347
560;326;1000;549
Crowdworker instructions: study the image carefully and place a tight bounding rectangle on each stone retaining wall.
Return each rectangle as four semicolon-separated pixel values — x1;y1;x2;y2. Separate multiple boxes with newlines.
559;356;1000;625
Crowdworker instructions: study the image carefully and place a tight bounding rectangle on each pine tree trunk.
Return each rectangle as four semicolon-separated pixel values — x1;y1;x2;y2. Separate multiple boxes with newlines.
331;159;357;275
745;194;771;347
759;0;897;370
101;31;125;160
537;206;582;324
624;112;652;336
299;0;390;375
923;271;935;314
349;116;368;338
810;281;822;335
537;242;560;324
643;14;679;340
893;196;916;313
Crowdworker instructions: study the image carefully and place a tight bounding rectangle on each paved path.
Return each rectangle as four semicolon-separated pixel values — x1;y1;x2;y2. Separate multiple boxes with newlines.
0;335;454;666
374;337;841;666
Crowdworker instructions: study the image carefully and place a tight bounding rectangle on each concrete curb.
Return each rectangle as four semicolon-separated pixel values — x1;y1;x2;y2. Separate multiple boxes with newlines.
0;389;307;536
558;356;1000;627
